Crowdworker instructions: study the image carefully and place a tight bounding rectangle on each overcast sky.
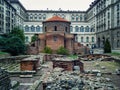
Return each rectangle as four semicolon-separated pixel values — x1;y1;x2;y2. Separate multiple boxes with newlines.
19;0;94;11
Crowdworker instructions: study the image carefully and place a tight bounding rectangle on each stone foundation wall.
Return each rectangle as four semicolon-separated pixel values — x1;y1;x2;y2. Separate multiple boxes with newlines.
53;61;74;71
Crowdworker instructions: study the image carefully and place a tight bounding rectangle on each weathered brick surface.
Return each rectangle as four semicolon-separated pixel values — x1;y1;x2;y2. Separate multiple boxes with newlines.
43;22;70;33
20;61;33;71
46;34;64;51
53;61;73;71
20;60;39;71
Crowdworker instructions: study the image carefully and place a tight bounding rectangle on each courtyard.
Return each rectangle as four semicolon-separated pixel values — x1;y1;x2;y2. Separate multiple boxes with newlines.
0;54;120;90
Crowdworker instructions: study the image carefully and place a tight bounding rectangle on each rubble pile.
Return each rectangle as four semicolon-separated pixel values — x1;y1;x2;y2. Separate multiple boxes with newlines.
44;71;118;90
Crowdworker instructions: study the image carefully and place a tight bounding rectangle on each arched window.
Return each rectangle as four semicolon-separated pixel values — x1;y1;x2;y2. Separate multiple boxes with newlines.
43;14;46;20
54;26;57;31
25;36;29;43
76;16;79;21
70;26;73;32
45;27;47;32
75;26;79;32
91;28;95;32
85;26;89;32
86;37;89;42
31;25;35;32
25;25;29;32
81;37;83;42
80;15;82;21
36;26;41;32
92;37;94;42
65;27;68;32
71;16;74;21
80;26;84;32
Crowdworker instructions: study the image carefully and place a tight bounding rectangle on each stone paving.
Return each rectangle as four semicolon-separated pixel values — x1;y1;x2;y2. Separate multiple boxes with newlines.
0;62;20;71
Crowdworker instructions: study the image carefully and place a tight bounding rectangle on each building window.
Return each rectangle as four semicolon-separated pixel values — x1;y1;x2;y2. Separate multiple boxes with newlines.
30;17;33;19
117;12;119;26
34;17;37;19
85;26;89;32
117;40;119;47
45;27;47;32
71;16;74;21
81;37;83;42
25;25;29;32
36;26;41;32
80;26;84;32
65;27;68;32
117;4;119;11
76;17;79;21
91;28;95;32
80;15;82;21
117;31;119;37
54;26;57;31
31;25;35;32
107;12;110;19
43;14;46;20
70;26;73;32
39;17;41;19
43;16;46;20
25;36;29;43
86;37;89;42
75;26;79;32
53;36;57;41
92;37;94;42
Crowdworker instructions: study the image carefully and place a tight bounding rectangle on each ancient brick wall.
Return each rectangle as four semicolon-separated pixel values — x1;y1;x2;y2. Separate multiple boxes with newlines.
43;22;70;33
20;61;34;71
53;61;74;71
66;38;74;54
46;35;65;51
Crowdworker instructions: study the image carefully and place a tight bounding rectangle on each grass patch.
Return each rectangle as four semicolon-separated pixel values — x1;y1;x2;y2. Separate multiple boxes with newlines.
68;55;78;59
110;52;120;57
94;61;120;72
0;51;9;55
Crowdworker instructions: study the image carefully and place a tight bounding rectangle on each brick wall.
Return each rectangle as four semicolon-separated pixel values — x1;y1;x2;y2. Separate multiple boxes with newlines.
53;61;74;71
46;34;65;51
43;22;70;33
20;61;34;71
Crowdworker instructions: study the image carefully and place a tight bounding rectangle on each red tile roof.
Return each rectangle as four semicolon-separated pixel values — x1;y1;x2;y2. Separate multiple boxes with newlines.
45;16;69;22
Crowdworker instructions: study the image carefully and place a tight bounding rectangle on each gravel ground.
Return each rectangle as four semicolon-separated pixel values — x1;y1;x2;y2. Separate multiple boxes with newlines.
83;60;120;89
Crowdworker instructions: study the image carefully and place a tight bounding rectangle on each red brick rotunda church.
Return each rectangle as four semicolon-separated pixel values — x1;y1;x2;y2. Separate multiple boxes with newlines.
28;16;88;54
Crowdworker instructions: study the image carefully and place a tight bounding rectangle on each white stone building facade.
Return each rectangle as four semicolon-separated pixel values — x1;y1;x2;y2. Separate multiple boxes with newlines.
0;0;120;49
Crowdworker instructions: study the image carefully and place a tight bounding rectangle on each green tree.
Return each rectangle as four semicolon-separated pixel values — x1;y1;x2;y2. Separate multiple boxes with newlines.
43;46;52;54
57;46;69;55
4;36;26;56
104;39;111;53
10;27;25;43
0;27;26;56
0;36;7;50
31;34;38;42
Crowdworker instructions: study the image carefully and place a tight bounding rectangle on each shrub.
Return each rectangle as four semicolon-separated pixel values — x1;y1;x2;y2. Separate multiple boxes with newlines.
10;27;25;43
4;36;26;56
57;46;69;55
43;46;52;54
31;34;38;42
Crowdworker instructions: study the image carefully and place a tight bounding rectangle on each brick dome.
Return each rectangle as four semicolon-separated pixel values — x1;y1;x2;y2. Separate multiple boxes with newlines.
45;16;70;22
